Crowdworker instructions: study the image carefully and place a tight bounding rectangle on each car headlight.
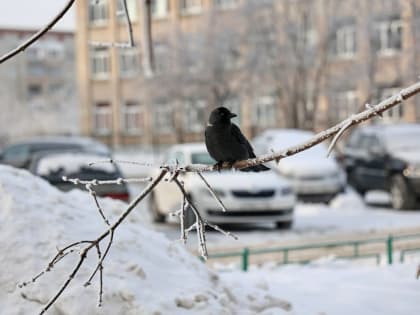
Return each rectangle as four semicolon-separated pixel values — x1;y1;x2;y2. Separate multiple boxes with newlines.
329;171;340;178
403;165;420;178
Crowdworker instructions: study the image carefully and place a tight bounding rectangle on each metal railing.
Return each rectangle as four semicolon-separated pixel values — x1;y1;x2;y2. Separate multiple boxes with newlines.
205;233;420;271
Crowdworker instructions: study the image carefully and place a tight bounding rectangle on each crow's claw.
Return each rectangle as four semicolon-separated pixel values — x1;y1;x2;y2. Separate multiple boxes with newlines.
213;161;224;172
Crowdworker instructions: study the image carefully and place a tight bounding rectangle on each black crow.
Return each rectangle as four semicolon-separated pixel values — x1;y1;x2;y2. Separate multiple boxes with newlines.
205;106;269;172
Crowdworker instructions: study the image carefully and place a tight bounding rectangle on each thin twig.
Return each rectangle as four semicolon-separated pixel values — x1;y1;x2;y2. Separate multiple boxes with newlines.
63;176;153;186
121;0;135;47
173;178;208;259
88;159;156;168
326;117;353;157
86;184;110;226
0;0;76;64
197;171;228;212
36;169;168;315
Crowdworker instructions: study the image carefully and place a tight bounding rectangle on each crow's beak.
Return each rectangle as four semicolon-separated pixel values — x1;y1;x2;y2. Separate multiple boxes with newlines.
229;113;237;118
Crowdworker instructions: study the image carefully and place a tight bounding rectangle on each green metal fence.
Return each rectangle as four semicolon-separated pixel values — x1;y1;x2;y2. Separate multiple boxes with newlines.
205;233;420;271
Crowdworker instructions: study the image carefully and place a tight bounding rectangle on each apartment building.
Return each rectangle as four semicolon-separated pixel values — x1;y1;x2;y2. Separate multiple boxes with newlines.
76;0;420;148
0;28;78;143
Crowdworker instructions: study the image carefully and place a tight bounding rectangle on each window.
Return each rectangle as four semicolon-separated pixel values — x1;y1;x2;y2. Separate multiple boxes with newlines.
119;47;140;77
223;97;241;126
90;47;110;79
184;100;206;132
214;0;238;10
28;84;42;98
2;145;30;164
377;87;404;121
153;103;174;134
93;102;112;135
335;25;356;58
334;90;358;120
88;0;108;25
116;0;137;21
121;101;145;134
151;0;168;18
180;0;203;15
253;96;277;127
374;19;403;55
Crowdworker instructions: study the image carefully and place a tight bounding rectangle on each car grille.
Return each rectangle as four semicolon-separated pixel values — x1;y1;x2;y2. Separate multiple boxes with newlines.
207;209;293;217
298;175;325;181
231;189;275;198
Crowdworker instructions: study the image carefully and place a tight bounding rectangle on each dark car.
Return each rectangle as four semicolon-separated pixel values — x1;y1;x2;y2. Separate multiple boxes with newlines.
340;123;420;209
29;151;130;202
0;136;110;169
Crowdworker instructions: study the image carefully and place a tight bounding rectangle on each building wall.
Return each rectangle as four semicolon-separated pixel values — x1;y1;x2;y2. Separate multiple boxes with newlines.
76;0;420;148
0;28;78;145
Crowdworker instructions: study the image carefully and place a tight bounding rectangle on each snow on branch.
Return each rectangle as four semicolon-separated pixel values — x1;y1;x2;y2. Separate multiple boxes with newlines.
176;81;420;173
0;0;76;64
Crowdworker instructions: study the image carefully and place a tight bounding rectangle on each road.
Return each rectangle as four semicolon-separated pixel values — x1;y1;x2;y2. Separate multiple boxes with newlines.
126;182;420;267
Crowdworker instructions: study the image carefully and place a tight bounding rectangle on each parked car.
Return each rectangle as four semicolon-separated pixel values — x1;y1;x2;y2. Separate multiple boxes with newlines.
150;143;296;228
253;129;346;203
29;151;130;202
0;136;111;169
340;123;420;209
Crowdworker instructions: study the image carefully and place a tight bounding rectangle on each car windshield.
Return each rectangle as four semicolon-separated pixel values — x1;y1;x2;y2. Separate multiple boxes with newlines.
191;152;216;165
384;132;420;151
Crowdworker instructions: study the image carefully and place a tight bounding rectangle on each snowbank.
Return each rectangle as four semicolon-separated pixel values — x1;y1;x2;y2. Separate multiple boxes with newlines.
221;260;420;315
0;166;233;314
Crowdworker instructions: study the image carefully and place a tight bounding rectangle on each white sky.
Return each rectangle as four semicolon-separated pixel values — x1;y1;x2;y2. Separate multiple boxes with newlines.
0;0;75;31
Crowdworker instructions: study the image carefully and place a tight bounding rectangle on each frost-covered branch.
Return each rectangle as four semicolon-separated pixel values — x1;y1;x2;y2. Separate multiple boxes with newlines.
175;80;420;173
23;169;168;315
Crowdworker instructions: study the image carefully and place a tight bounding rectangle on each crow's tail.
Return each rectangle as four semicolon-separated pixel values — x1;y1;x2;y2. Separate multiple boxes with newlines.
241;164;270;172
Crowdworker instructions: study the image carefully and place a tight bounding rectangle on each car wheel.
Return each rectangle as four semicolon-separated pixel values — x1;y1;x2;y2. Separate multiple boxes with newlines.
390;175;416;210
276;220;293;229
150;193;166;223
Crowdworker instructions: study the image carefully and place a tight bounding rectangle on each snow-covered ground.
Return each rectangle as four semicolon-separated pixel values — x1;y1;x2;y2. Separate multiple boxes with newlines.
1;165;420;315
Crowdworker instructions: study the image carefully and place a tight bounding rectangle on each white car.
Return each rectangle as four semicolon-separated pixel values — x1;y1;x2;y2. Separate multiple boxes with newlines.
150;143;296;228
253;129;346;203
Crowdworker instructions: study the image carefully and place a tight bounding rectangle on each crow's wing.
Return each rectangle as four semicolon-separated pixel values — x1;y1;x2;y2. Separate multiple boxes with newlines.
231;123;256;158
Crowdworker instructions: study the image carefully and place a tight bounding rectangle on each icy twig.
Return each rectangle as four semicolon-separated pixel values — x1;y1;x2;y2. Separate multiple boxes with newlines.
33;169;168;315
88;159;156;168
197;171;228;212
326;117;353;158
365;103;383;118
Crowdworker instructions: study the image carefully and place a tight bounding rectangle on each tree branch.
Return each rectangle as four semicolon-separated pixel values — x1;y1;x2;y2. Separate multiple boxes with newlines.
0;0;76;64
178;81;420;173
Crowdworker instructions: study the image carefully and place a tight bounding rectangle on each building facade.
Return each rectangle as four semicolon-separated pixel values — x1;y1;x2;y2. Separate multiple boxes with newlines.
0;28;78;144
76;0;420;148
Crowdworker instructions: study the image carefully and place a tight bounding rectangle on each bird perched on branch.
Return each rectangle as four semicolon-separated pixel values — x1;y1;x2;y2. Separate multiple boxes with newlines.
205;106;269;172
